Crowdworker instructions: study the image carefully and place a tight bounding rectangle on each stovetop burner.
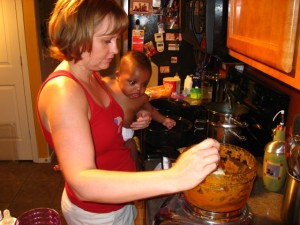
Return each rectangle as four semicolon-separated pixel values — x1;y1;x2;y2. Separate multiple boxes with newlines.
154;194;252;225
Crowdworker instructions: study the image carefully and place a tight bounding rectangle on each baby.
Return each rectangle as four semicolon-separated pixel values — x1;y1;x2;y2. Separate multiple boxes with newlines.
103;51;176;166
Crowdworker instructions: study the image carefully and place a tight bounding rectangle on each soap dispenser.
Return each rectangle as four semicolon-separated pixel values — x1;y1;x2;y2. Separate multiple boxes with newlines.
263;110;288;192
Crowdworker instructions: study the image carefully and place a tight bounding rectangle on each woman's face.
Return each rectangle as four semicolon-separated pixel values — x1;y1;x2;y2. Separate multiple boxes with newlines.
80;16;119;71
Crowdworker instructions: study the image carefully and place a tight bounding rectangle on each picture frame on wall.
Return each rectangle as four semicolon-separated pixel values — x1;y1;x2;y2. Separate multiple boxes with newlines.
130;0;152;15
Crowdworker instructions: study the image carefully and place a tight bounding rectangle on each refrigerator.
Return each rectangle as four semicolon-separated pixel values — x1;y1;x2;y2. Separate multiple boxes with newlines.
122;0;229;87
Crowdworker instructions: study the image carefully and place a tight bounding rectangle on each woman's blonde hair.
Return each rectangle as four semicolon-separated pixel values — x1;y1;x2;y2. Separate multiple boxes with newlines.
48;0;128;62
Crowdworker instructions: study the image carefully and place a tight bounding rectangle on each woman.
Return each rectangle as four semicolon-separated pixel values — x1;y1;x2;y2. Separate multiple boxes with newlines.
36;0;220;224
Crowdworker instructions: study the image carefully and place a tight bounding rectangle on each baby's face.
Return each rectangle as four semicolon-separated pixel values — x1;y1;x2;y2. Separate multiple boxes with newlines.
118;67;151;99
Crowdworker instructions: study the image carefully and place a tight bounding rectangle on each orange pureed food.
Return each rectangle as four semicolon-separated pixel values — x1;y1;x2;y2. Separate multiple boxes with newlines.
184;144;257;212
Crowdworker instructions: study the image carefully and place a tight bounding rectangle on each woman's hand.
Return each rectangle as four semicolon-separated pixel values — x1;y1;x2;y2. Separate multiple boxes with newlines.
168;138;220;192
130;109;152;130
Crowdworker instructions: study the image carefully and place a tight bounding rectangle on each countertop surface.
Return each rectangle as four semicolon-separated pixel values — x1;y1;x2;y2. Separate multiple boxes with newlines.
145;157;285;225
246;158;284;225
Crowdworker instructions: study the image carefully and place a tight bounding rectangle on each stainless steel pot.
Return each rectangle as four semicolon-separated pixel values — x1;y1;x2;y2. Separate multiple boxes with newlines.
206;102;249;143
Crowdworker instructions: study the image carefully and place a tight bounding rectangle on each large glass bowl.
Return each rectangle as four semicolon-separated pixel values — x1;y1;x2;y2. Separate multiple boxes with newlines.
184;144;257;212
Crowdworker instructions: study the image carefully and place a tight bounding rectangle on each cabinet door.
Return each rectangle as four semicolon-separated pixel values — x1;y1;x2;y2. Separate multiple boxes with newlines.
227;0;300;73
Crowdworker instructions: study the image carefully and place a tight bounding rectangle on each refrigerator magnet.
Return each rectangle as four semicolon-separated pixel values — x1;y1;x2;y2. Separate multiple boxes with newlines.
171;56;177;63
132;29;145;52
154;33;164;42
130;0;152;15
156;42;164;52
160;66;170;74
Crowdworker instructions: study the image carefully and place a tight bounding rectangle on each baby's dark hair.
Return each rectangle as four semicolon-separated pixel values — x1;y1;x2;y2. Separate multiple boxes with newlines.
120;51;152;74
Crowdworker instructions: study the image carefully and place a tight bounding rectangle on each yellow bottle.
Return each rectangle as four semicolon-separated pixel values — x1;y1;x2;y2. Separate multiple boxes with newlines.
263;110;288;192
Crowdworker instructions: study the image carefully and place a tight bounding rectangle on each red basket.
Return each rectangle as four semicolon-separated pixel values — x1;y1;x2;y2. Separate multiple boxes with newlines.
16;208;61;225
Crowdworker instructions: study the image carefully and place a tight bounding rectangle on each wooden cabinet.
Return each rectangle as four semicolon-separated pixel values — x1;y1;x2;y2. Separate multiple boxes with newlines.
227;0;300;90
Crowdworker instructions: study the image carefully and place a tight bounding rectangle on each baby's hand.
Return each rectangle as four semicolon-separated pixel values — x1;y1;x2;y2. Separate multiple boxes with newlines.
131;109;152;130
163;117;176;129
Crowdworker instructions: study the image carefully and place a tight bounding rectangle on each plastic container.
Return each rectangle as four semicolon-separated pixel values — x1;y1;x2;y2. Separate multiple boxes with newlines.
190;87;201;99
183;75;193;95
16;208;61;225
174;74;181;94
163;76;181;94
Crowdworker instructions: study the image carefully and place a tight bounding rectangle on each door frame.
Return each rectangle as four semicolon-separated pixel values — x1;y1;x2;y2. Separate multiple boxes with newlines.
16;0;50;162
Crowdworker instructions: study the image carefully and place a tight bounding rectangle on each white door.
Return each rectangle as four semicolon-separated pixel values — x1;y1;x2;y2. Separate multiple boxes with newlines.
0;0;34;160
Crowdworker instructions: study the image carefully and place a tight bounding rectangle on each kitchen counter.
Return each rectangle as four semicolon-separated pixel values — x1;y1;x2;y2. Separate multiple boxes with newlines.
247;157;284;225
145;157;285;225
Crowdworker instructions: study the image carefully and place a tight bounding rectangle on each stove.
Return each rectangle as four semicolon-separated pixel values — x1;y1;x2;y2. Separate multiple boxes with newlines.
139;103;208;161
153;194;252;225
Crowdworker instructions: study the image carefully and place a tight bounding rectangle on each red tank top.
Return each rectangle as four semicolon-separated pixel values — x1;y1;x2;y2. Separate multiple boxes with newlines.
36;70;136;213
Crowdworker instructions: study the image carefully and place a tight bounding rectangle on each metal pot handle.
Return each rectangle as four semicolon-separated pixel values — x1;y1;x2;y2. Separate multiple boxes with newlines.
194;119;206;135
227;130;247;141
230;117;248;127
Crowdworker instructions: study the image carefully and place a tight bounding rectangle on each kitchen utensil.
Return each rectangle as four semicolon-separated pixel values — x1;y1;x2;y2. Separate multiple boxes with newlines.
184;144;257;212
